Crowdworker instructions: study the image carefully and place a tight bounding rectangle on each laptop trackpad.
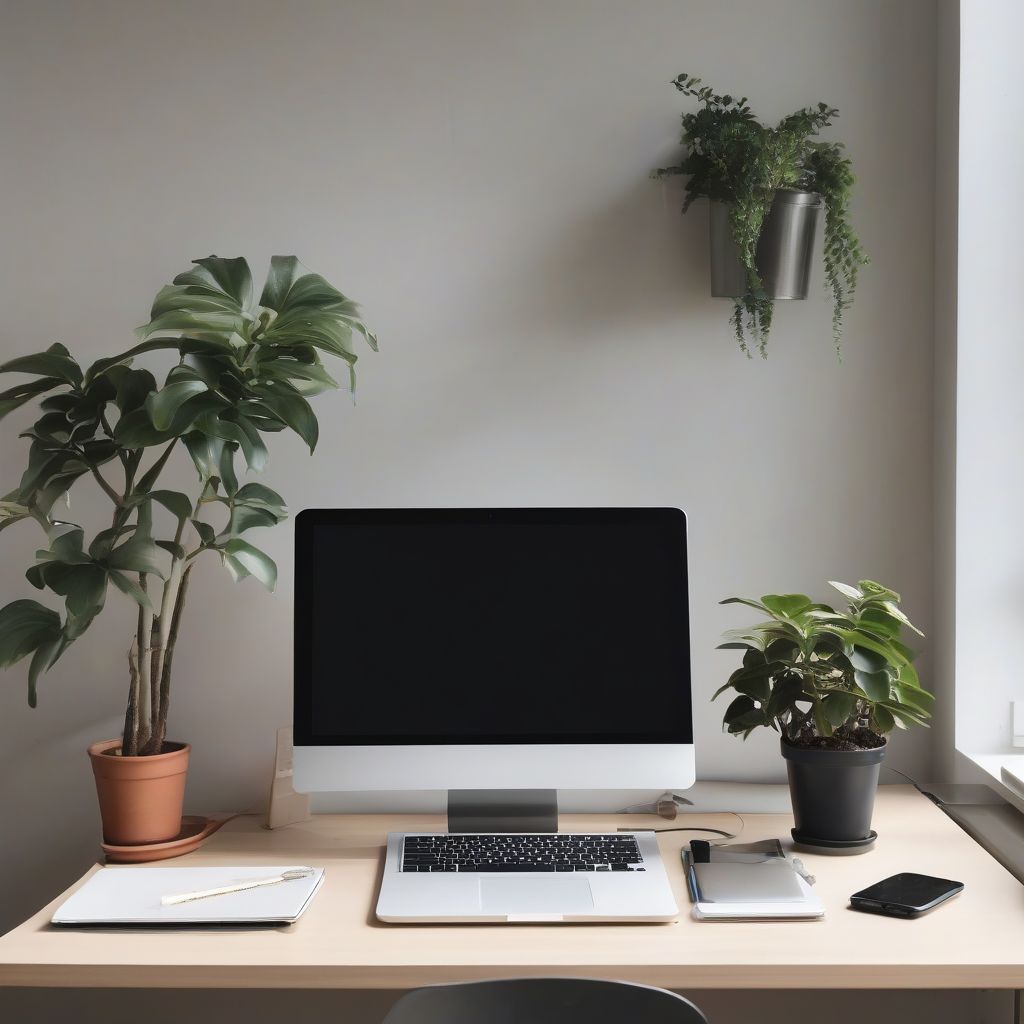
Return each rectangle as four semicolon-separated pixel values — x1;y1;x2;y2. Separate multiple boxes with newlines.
480;876;594;915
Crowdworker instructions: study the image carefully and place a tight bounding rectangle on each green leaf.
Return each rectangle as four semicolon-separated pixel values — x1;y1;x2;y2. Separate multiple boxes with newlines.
27;634;64;708
720;596;770;614
111;368;157;414
195;413;267;472
136;309;245;343
105;535;167;579
822;691;858;727
258;255;303;312
47;524;89;564
854;669;891;702
183;431;225;480
766;672;806;719
890;682;935;713
222;538;277;590
0;377;66;422
190;519;216;546
880;702;930;729
116;392;224;446
108;570;155;612
858;607;903;638
233;482;286;510
723;694;757;725
828;580;863;601
0;347;83;386
764;638;799;662
848;643;891;673
155;540;186;559
55;564;107;634
742;647;766;669
174;256;253;308
760;594;813;618
225;504;280;535
127;489;192;523
858;579;900;602
258;357;339;396
871;705;896;733
219;442;239;495
84;339;182;385
88;525;134;560
145;379;208;431
249;385;318;451
0;599;63;704
811;699;833;737
881;600;925;637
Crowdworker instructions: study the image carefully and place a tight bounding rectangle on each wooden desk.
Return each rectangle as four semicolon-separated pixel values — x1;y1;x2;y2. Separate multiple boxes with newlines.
1;787;1023;991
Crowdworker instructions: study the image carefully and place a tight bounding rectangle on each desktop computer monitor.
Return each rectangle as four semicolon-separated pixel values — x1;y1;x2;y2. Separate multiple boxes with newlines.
292;507;694;798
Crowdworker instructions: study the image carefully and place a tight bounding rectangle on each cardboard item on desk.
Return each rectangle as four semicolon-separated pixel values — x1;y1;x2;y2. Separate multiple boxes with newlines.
52;864;324;926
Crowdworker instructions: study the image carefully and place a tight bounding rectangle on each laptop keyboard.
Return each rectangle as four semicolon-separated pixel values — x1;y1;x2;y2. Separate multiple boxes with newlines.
401;833;646;872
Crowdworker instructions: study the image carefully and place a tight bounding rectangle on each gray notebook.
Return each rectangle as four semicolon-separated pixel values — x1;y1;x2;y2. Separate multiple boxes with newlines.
52;865;325;925
690;860;805;903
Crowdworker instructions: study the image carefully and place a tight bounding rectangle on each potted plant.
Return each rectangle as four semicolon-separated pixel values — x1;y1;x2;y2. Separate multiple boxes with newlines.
654;73;869;358
714;580;932;850
0;255;377;846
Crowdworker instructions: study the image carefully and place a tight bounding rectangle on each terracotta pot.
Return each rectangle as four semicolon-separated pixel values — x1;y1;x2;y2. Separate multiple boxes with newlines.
88;739;190;846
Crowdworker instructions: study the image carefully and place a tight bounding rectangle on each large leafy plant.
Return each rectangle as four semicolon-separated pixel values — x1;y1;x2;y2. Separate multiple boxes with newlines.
0;255;376;755
654;73;868;358
714;580;932;748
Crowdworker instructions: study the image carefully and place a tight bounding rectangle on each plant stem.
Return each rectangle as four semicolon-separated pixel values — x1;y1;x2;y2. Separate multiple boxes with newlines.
88;464;122;507
149;558;183;740
136;575;153;752
153;562;193;750
122;641;141;756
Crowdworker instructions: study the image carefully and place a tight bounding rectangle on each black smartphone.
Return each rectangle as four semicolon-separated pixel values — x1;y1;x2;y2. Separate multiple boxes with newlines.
850;872;964;918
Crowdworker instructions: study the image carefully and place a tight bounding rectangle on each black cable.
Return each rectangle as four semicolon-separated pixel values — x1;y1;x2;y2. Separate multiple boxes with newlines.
882;764;940;804
618;810;744;841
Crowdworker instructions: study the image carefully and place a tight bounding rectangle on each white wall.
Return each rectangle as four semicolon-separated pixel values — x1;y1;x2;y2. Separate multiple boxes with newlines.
0;0;938;956
932;0;959;782
955;0;1024;762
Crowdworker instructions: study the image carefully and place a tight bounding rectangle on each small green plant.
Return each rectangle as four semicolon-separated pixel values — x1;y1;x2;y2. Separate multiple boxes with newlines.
714;580;932;749
0;255;376;755
654;73;868;358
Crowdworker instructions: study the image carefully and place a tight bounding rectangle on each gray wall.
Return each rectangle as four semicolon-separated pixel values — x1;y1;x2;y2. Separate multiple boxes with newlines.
1;3;940;1016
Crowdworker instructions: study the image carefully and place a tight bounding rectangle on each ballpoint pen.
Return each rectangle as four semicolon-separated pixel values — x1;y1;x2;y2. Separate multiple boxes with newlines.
160;868;315;906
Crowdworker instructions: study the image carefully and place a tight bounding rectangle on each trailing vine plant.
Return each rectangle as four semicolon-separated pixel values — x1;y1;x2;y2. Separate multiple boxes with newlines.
654;73;868;358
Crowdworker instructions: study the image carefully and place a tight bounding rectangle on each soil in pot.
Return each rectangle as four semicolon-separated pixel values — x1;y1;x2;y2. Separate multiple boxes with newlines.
787;725;886;752
88;739;190;846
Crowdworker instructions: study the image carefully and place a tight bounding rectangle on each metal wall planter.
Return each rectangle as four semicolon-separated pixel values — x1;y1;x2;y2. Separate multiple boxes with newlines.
709;189;823;300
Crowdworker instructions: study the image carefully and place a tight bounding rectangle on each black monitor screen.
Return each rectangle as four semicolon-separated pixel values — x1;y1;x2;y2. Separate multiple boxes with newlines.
294;508;692;745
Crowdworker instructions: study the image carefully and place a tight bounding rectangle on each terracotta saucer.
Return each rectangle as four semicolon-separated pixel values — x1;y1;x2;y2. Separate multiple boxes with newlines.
102;815;226;863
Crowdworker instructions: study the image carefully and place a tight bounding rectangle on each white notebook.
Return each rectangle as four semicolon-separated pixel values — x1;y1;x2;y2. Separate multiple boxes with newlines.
52;865;325;926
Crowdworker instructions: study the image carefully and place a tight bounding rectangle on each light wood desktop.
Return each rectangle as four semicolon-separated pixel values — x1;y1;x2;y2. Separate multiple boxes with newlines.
1;786;1023;991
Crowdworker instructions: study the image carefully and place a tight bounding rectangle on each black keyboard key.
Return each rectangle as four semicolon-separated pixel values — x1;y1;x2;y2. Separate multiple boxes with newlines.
401;833;644;873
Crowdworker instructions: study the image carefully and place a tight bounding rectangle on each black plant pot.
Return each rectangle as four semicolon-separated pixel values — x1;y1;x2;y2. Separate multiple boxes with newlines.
781;738;886;849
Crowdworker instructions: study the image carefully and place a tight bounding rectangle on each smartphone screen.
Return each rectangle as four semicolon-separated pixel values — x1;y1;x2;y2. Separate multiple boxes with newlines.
851;873;963;913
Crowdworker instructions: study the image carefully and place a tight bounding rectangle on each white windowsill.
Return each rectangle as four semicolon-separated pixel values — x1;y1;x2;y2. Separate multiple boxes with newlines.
960;751;1024;816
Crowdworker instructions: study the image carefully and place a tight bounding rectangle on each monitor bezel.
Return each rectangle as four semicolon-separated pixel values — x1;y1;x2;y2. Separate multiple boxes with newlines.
293;506;692;747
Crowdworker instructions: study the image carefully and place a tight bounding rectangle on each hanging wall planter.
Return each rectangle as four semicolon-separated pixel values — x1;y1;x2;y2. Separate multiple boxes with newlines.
709;189;823;300
654;73;868;358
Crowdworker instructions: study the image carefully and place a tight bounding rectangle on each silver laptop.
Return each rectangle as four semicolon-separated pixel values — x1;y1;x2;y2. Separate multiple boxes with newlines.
376;830;678;923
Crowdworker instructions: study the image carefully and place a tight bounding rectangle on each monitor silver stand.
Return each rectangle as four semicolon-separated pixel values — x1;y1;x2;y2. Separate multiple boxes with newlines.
447;789;558;833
